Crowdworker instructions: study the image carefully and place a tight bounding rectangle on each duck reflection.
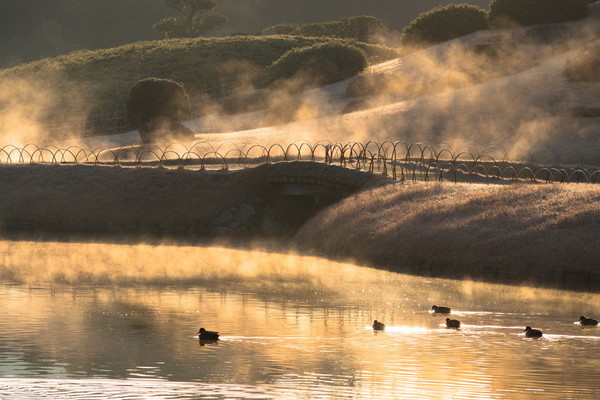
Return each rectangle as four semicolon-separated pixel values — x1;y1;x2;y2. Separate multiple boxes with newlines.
199;339;220;346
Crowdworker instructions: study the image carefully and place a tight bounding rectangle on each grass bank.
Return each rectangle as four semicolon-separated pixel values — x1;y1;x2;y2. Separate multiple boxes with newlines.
294;182;600;290
0;162;383;239
0;164;267;236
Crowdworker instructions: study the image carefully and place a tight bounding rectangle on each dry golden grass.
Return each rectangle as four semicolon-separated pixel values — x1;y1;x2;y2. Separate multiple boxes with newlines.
294;182;600;287
0;164;268;234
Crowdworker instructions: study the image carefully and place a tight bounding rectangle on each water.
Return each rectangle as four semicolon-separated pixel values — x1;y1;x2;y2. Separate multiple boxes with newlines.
1;241;599;399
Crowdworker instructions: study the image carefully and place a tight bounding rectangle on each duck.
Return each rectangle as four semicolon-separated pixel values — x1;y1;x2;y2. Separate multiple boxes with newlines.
431;305;451;314
524;326;543;338
372;320;385;331
579;316;599;326
446;318;461;329
198;327;220;340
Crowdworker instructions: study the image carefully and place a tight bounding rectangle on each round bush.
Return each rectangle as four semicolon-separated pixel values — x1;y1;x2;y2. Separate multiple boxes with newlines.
401;4;489;47
262;16;388;44
126;78;190;127
489;0;590;27
267;41;368;85
564;43;600;82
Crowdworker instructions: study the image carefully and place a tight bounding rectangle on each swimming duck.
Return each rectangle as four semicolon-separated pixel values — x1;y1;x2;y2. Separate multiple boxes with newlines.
198;328;220;340
446;318;461;329
431;305;451;314
579;316;599;326
372;320;385;331
524;326;543;338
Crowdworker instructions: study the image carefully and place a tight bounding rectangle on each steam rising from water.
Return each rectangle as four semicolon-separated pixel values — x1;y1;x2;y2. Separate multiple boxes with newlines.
2;241;600;400
1;239;598;313
0;240;363;288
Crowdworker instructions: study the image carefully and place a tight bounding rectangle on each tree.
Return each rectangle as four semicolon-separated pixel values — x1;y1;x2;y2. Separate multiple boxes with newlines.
126;78;191;127
154;0;227;38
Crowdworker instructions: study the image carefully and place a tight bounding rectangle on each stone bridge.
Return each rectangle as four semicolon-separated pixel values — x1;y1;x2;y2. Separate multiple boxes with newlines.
265;161;389;201
251;161;391;236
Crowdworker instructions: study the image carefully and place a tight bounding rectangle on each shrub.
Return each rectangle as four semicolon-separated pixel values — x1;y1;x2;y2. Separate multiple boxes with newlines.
488;0;590;27
401;4;489;47
126;78;190;127
564;43;600;81
262;16;388;44
261;23;298;35
294;16;388;43
267;41;368;86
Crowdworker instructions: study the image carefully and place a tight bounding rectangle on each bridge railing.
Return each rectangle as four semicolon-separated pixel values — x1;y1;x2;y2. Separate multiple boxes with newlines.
1;141;599;184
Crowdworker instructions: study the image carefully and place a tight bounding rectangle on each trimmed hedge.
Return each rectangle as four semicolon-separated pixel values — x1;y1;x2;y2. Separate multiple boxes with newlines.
261;23;298;35
126;78;190;127
489;0;590;27
262;16;388;44
401;4;489;46
564;43;600;82
267;41;368;85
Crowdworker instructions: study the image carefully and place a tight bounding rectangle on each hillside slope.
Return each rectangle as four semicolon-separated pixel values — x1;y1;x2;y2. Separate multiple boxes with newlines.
294;181;600;290
181;9;600;166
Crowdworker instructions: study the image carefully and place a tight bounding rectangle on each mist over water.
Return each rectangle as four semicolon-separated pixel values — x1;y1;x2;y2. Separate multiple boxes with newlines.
1;240;600;399
1;6;600;400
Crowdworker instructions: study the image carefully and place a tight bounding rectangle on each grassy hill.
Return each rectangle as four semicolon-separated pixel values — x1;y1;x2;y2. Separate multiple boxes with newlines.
0;0;488;68
295;181;600;290
0;35;398;137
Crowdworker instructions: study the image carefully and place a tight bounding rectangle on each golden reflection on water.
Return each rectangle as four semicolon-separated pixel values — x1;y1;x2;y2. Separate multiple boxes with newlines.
1;240;600;399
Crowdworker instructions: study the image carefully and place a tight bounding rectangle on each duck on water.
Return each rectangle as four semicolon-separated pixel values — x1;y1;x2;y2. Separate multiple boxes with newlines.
431;305;451;314
372;320;385;331
579;316;598;326
198;328;220;340
446;318;461;329
524;326;543;338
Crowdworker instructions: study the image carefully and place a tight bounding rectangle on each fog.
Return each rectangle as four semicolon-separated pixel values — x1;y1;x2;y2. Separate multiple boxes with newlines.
0;2;598;167
187;18;600;166
0;72;100;147
2;239;598;310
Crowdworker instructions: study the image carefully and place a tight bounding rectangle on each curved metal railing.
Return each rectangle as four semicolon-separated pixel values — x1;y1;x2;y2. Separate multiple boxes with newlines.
1;141;599;184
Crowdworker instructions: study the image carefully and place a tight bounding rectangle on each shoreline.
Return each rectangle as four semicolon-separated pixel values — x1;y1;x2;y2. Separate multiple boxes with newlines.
0;163;598;292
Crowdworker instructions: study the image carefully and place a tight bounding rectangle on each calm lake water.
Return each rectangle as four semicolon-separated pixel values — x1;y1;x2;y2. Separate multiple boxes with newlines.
0;240;599;399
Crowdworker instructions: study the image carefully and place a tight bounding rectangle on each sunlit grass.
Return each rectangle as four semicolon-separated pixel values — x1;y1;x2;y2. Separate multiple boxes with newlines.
295;181;600;287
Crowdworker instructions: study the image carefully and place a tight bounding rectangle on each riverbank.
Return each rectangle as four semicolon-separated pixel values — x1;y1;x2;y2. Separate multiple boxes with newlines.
0;163;598;291
294;181;600;291
0;162;385;239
